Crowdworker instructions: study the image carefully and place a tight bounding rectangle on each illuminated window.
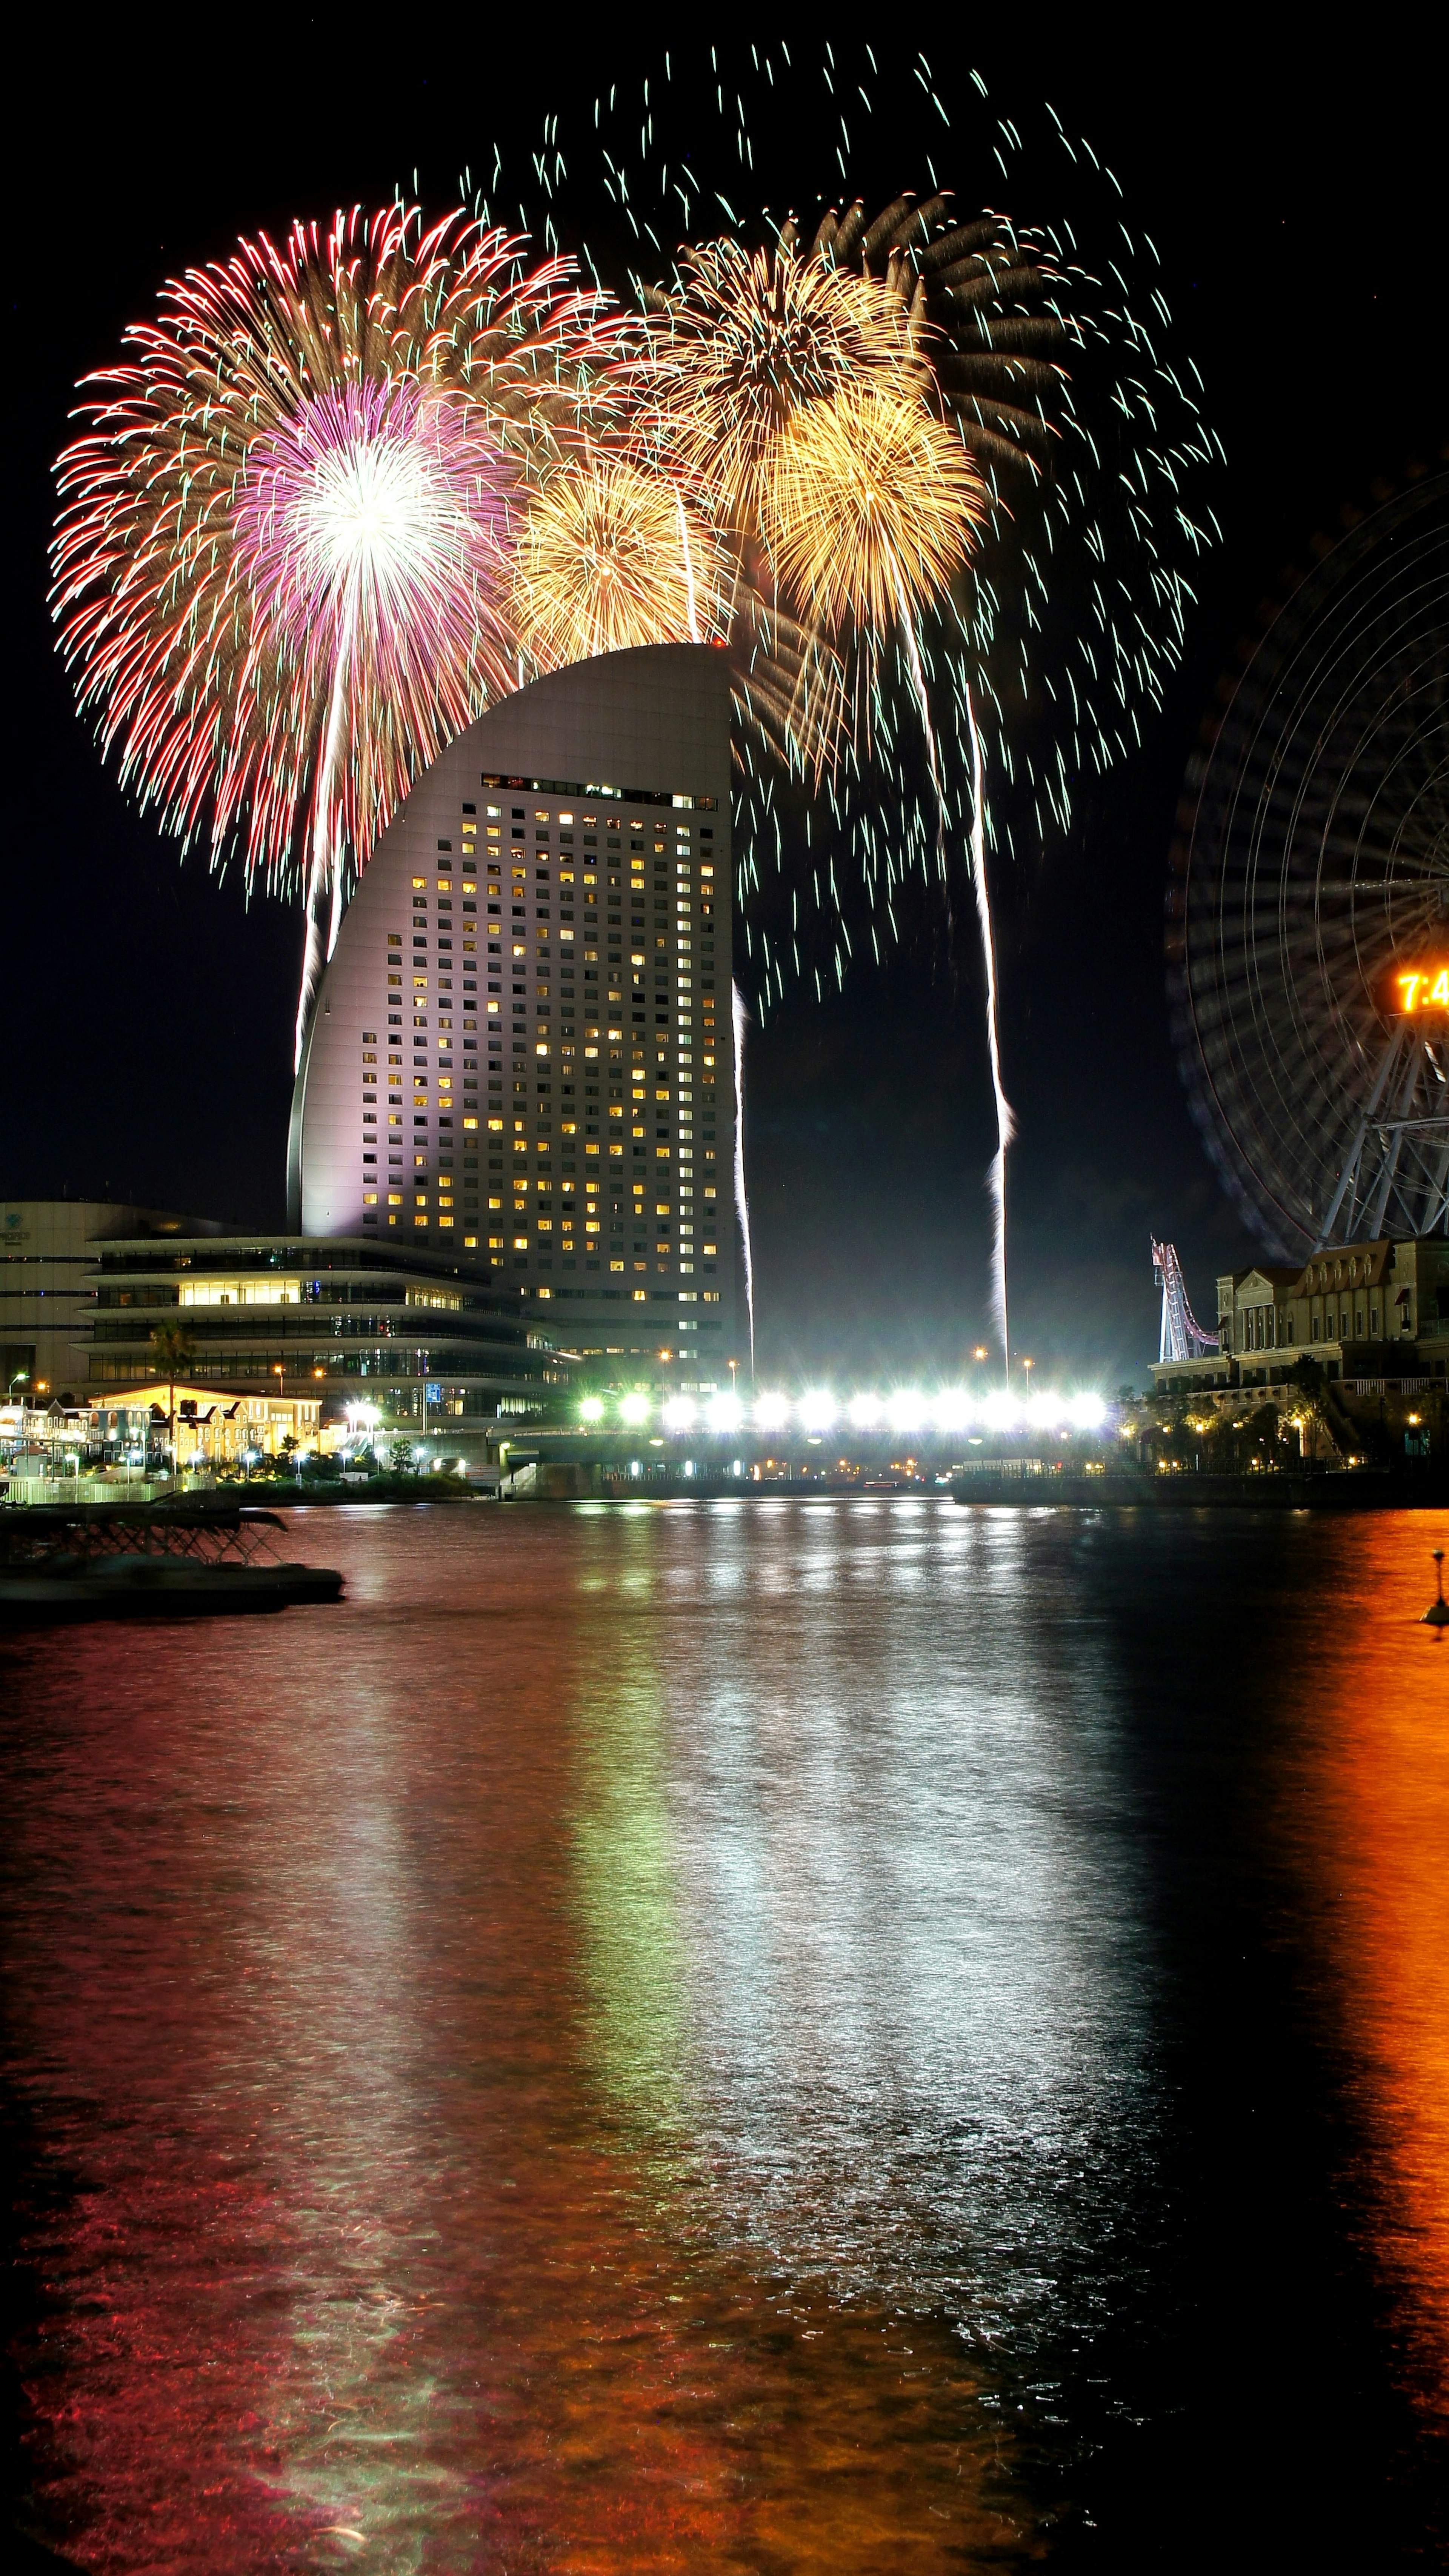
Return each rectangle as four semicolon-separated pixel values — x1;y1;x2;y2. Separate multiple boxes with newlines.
513;1235;528;1250
412;877;426;890
362;1190;378;1205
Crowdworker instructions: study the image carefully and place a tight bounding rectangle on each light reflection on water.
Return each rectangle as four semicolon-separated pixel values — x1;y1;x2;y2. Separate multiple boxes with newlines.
574;1505;1154;2348
1;1499;1446;2569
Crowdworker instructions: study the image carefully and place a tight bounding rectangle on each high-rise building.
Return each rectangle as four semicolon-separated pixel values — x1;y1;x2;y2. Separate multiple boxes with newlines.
289;644;739;1387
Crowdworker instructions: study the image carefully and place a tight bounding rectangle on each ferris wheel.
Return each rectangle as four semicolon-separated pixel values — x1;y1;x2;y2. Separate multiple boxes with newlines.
1169;471;1449;1260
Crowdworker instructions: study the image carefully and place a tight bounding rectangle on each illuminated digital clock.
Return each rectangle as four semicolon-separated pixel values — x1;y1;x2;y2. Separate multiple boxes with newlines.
1394;967;1449;1012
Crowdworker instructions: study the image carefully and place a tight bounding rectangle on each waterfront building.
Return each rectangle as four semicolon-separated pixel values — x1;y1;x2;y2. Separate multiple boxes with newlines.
1;1200;222;1405
1;1397;153;1495
82;1383;323;1470
84;1234;566;1444
1152;1234;1449;1396
288;643;738;1389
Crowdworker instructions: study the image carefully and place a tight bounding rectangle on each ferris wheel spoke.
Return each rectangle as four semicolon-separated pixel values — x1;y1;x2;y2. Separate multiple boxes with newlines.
1175;473;1449;1256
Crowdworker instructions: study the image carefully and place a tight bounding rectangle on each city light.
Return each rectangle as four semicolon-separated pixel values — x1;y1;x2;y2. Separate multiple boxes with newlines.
563;1384;1115;1439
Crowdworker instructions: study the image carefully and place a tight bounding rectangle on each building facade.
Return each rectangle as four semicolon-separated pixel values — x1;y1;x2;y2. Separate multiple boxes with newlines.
1152;1234;1449;1394
1;1200;222;1404
85;1235;567;1438
288;643;738;1388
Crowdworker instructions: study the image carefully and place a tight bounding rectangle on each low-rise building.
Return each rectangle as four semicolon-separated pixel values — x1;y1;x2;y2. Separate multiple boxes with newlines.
1152;1234;1449;1396
1;1200;222;1404
83;1232;570;1447
90;1383;323;1469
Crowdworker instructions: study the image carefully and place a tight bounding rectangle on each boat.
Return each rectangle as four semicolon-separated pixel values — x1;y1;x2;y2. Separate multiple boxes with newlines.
0;1499;343;1626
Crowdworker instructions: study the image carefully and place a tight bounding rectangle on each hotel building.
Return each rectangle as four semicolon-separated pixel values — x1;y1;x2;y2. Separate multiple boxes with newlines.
288;643;738;1386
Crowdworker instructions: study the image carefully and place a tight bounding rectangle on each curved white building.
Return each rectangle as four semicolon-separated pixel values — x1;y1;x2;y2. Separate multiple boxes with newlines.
289;645;738;1382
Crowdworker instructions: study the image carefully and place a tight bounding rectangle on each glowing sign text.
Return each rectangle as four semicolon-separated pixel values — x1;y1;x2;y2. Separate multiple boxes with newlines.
1395;969;1449;1012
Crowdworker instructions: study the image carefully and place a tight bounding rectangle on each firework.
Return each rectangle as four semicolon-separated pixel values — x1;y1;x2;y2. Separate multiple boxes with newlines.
52;205;614;1063
634;236;917;529
535;49;1219;1358
761;380;987;636
514;450;724;666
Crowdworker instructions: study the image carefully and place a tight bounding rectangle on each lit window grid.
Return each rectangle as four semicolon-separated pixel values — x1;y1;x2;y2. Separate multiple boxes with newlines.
298;707;733;1361
360;794;729;1295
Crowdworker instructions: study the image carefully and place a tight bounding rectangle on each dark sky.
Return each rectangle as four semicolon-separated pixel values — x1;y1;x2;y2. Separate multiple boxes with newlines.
5;29;1443;1388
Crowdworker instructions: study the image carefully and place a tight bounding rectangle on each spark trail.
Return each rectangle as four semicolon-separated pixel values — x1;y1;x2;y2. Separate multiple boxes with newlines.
966;683;1015;1364
732;982;756;1371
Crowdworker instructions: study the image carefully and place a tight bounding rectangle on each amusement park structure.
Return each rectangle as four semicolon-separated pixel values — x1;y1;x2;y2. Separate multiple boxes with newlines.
1169;472;1449;1259
1152;1240;1220;1365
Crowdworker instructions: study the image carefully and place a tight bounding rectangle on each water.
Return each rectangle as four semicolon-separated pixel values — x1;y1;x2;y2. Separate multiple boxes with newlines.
2;1500;1447;2571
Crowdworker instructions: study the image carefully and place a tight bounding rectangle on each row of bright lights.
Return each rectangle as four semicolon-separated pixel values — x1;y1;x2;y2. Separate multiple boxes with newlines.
580;1389;1110;1437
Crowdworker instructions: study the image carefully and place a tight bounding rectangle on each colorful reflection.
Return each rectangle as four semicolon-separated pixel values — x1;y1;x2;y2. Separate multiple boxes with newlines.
1286;1513;1449;2409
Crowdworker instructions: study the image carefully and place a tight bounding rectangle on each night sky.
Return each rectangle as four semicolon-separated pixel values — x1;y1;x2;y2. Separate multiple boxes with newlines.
6;33;1443;1387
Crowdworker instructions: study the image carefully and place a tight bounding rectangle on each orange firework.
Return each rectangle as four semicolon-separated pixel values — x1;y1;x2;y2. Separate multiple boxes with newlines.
761;382;987;634
514;452;724;667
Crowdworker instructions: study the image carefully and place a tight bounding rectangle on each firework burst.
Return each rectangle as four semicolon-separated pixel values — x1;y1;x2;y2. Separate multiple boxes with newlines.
51;204;614;1063
514;450;724;666
635;235;915;528
762;380;987;635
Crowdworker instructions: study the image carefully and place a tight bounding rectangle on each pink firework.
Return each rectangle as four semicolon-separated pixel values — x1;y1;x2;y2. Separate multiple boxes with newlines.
51;206;616;1062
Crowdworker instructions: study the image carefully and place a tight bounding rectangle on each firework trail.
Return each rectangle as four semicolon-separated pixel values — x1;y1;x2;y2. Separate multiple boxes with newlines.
51;206;616;1065
965;686;1015;1360
732;982;756;1372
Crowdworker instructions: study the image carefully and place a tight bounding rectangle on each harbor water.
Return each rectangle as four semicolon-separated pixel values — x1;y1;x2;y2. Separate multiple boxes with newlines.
2;1499;1447;2569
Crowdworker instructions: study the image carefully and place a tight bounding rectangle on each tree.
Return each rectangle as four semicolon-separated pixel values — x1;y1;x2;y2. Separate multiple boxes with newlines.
149;1321;198;1476
388;1438;416;1475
